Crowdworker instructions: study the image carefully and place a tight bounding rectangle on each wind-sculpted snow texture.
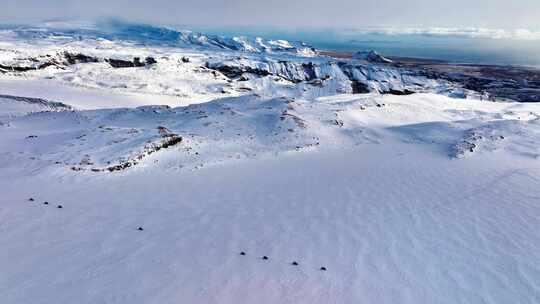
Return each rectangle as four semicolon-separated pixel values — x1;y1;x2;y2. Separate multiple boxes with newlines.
1;21;540;304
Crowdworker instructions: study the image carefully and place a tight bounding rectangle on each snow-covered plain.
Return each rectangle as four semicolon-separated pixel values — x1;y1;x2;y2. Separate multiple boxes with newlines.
1;22;540;304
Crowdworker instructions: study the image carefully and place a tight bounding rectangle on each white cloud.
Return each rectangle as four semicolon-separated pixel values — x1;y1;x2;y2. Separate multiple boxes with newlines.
349;27;540;41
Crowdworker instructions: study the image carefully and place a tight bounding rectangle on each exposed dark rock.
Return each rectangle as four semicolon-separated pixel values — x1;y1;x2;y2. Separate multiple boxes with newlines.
160;135;182;149
333;119;344;127
157;126;173;137
205;60;323;84
237;75;250;81
236;87;253;92
145;57;157;65
384;89;415;96
63;52;99;65
0;52;99;73
108;58;139;68
302;62;317;80
107;56;157;68
73;133;183;173
0;63;38;72
0;51;159;73
206;62;271;79
351;80;370;94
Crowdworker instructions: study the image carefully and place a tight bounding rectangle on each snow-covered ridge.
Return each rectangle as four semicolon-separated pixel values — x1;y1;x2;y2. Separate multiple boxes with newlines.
1;20;317;56
206;55;460;96
2;93;539;175
0;94;72;121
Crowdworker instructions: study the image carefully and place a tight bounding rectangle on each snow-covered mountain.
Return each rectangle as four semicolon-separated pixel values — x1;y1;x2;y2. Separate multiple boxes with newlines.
353;50;393;63
1;21;540;304
1;20;317;56
0;20;482;106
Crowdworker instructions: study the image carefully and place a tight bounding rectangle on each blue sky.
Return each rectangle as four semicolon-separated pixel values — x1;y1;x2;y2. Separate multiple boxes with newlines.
1;0;539;29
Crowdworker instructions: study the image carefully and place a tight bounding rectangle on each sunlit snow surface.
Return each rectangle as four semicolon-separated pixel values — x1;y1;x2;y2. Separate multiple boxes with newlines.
1;22;540;304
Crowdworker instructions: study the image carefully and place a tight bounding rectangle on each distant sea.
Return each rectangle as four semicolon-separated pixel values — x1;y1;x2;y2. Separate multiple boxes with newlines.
193;27;540;68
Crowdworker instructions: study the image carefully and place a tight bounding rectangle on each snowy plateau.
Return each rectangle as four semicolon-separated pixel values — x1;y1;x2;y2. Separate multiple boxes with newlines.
1;21;540;304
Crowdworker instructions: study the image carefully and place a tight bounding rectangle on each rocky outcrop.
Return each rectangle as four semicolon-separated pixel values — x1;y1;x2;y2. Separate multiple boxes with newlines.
383;89;416;96
74;131;183;173
0;63;40;72
101;133;182;172
0;51;157;73
63;52;100;65
351;81;370;94
206;59;321;83
206;62;271;79
107;57;157;68
0;51;100;73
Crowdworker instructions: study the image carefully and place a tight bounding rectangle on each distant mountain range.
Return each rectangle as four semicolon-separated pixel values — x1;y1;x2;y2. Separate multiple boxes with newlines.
1;19;317;56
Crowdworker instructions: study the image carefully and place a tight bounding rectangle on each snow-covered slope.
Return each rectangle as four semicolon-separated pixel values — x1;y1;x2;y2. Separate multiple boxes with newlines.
2;92;539;174
1;21;540;304
0;94;72;119
2;92;540;304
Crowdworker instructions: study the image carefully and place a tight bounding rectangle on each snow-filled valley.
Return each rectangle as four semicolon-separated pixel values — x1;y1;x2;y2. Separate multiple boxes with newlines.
1;21;540;304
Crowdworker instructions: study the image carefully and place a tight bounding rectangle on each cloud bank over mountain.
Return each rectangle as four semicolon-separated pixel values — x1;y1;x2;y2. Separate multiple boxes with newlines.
1;0;539;30
344;27;540;41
